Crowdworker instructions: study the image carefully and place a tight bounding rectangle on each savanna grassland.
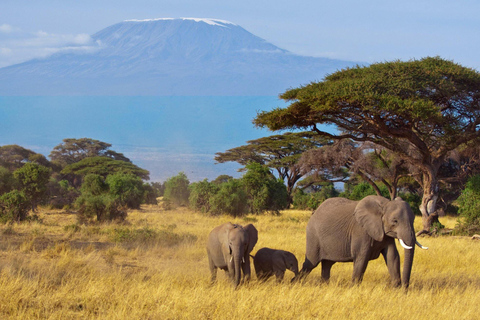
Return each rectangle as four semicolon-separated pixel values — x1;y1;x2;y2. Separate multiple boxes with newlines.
0;205;478;319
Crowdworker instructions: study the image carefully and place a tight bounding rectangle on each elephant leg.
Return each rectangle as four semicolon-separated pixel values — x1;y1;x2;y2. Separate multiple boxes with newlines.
208;255;217;284
381;244;401;287
321;260;335;282
352;255;369;284
274;270;285;283
241;258;252;283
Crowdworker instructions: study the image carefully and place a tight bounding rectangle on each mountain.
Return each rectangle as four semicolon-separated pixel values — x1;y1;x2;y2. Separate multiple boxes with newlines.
0;18;357;95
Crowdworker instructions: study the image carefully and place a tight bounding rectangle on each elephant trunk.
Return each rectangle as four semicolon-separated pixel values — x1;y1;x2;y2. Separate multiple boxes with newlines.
233;249;242;288
399;231;416;288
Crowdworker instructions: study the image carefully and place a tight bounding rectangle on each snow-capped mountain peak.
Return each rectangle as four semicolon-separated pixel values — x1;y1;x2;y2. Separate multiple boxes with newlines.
124;17;237;27
0;18;356;95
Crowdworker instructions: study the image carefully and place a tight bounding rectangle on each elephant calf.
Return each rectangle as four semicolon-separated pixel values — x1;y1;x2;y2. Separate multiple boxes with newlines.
252;247;299;282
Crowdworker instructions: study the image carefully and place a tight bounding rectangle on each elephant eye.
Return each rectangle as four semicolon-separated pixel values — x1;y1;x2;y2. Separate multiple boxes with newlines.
392;219;398;225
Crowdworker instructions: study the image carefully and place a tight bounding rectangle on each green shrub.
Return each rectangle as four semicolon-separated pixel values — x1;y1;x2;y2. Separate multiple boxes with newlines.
0;190;30;222
292;183;339;210
457;175;480;234
106;173;144;209
210;179;248;216
340;182;389;200
189;179;219;213
76;193;126;223
242;162;288;214
163;172;190;208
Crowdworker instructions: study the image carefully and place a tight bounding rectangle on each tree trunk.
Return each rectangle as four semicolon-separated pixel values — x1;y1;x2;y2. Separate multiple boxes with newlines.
419;171;439;232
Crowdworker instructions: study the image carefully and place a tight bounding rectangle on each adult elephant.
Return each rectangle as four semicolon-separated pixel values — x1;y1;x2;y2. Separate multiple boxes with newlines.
294;196;428;288
207;222;258;288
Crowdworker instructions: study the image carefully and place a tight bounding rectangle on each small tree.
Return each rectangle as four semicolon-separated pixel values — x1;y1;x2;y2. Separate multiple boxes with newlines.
13;163;51;212
0;190;30;222
209;179;248;216
163;172;190;208
0;166;17;194
242;162;288;214
75;174;126;223
456;175;480;234
189;179;219;213
106;173;145;209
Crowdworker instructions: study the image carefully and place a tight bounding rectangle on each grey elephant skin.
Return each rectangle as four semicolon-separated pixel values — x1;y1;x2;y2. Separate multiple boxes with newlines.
253;247;299;282
206;222;258;288
295;195;422;288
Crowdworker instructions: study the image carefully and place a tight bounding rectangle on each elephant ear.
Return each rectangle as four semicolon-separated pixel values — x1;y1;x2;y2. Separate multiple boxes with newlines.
353;195;387;242
244;224;258;253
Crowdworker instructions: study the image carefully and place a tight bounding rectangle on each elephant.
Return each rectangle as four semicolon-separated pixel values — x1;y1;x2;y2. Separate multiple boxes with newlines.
294;195;428;288
206;222;258;288
252;247;299;282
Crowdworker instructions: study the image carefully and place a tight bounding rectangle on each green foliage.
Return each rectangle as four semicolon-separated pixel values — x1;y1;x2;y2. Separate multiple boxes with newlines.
456;175;480;234
142;183;159;205
106;173;144;209
0;190;30;222
81;174;108;196
49;138;130;167
0;166;17;194
340;182;389;200
61;156;149;180
163;172;190;208
292;184;339;210
209;179;248;217
189;179;219;213
0;145;50;171
13;163;51;210
76;193;126;223
399;191;422;216
241;162;288;214
47;179;80;209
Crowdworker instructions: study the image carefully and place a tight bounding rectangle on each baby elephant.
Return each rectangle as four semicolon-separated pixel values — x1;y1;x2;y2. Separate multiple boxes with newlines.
252;247;299;282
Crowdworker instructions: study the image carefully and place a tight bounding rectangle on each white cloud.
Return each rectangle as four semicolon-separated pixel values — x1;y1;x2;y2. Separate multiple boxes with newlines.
0;24;18;34
0;26;99;68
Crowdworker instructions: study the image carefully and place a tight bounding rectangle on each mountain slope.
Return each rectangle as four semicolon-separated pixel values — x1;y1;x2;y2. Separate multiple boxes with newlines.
0;18;357;95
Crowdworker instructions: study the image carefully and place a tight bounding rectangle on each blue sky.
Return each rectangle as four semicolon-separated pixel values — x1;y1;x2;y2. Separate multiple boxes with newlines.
0;0;479;69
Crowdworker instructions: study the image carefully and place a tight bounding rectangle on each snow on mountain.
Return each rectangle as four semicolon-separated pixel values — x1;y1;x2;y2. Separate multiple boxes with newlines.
0;18;357;95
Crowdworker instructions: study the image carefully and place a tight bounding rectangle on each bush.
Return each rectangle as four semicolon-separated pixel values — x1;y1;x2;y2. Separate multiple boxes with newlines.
0;166;17;195
293;184;339;210
47;179;80;209
209;179;248;216
75;174;127;223
106;173;145;209
76;193;126;223
456;175;480;234
0;190;30;222
189;179;219;213
341;182;389;200
163;172;190;208
242;163;288;214
13;163;51;211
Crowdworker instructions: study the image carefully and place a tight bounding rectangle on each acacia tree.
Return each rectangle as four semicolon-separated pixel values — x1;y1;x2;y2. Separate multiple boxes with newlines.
215;132;330;201
255;57;480;232
300;140;412;200
50;138;130;167
0;145;50;171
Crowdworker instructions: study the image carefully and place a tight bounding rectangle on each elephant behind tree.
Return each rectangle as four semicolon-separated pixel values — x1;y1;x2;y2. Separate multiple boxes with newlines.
206;222;258;288
252;247;299;282
294;195;428;288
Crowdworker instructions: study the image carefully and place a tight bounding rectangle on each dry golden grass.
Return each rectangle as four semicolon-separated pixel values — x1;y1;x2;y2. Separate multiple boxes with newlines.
0;205;478;319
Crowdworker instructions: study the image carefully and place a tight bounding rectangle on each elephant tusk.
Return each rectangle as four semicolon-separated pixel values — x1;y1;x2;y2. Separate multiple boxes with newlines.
416;240;428;250
399;239;413;250
242;257;245;263
230;256;233;263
